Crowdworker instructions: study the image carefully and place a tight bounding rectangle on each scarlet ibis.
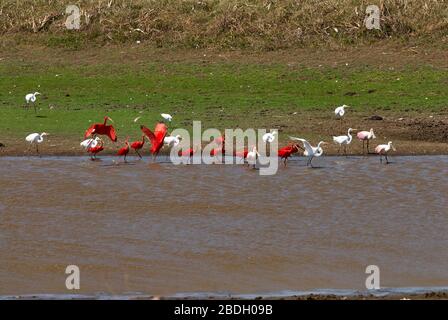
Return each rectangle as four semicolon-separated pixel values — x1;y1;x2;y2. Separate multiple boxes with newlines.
25;132;48;155
84;116;117;142
87;138;104;160
234;148;249;162
25;92;40;113
290;137;327;167
164;135;182;148
80;137;101;150
246;146;260;168
357;128;376;154
178;145;198;162
333;128;356;156
140;122;168;160
117;137;130;162
334;104;350;131
278;144;302;166
375;141;396;164
161;113;172;122
130;135;146;159
262;131;277;143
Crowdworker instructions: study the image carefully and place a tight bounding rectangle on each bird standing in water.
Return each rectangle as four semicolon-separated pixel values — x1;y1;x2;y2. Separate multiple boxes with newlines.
278;144;302;166
117;137;130;162
375;141;396;164
333;128;356;156
290;137;327;167
131;135;146;159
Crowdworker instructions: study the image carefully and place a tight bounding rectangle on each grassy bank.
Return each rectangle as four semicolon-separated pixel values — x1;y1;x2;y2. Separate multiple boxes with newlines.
0;44;447;156
1;0;447;50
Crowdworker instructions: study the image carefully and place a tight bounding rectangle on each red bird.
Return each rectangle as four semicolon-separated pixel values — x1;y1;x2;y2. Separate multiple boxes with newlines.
87;145;104;161
234;148;249;164
140;122;168;160
278;144;302;166
84;116;117;142
130;135;146;159
117;137;130;162
178;146;198;162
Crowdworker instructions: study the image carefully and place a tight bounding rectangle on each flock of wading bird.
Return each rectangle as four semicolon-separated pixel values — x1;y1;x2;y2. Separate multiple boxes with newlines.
21;99;397;167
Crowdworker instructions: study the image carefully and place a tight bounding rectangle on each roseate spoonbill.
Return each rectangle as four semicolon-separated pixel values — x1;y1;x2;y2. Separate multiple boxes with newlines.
246;146;260;168
262;131;277;143
278;144;302;166
357;128;376;154
25;92;40;113
164;135;182;148
84;116;117;142
333;128;356;156
25;132;48;155
290;137;327;167
130;135;146;159
140;122;168;161
80;137;101;150
334;104;349;131
375;141;396;164
161;113;172;122
117;137;130;162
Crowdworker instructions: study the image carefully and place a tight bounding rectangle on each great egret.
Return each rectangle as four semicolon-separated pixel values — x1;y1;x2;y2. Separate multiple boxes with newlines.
246;146;260;168
161;113;172;122
262;131;277;143
84;116;117;142
131;135;146;159
334;104;349;131
140;123;168;161
25;132;48;155
278;144;302;166
290;137;327;167
80;137;101;150
357;128;376;154
333;128;356;156
117;137;130;162
164;135;182;148
375;141;396;164
25;92;40;113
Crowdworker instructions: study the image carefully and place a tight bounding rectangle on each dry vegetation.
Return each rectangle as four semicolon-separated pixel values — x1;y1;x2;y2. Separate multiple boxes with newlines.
0;0;447;50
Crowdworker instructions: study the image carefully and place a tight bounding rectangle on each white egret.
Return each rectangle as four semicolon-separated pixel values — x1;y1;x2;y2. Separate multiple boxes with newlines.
161;113;172;122
375;141;396;164
334;104;350;131
25;92;40;113
262;131;277;143
163;135;182;148
333;128;356;156
246;146;260;168
25;132;48;155
289;137;327;167
80;137;102;150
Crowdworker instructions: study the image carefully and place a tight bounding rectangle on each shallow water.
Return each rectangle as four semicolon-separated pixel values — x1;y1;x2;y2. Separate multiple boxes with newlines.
0;155;447;296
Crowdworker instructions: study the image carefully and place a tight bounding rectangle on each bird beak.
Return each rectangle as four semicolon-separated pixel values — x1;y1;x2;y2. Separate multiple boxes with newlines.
392;145;396;151
108;117;115;123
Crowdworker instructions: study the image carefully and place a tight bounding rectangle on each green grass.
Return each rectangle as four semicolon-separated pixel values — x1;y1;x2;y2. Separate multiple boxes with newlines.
0;60;447;140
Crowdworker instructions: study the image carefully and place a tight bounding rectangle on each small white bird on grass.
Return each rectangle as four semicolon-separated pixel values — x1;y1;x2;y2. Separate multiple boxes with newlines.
289;137;327;167
161;113;172;122
333;128;356;156
334;104;350;131
375;141;396;164
262;131;277;143
25;92;40;113
163;135;182;148
25;132;49;155
246;146;260;168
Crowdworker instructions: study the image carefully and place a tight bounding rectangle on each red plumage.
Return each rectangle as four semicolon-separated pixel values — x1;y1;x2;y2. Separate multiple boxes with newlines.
140;123;168;155
84;116;117;142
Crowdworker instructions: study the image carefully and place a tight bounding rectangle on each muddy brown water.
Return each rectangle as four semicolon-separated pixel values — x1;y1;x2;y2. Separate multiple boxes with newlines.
0;155;447;297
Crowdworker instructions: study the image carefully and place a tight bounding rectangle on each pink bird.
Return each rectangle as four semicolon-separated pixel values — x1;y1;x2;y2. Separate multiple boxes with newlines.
357;128;376;154
375;141;396;164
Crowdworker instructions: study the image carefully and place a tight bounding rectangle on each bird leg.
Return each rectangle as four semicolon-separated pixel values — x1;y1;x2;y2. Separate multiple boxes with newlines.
385;154;389;164
379;154;383;163
344;145;347;157
136;150;142;159
362;141;365;155
33;104;37;114
309;156;314;168
366;140;370;154
36;144;40;157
